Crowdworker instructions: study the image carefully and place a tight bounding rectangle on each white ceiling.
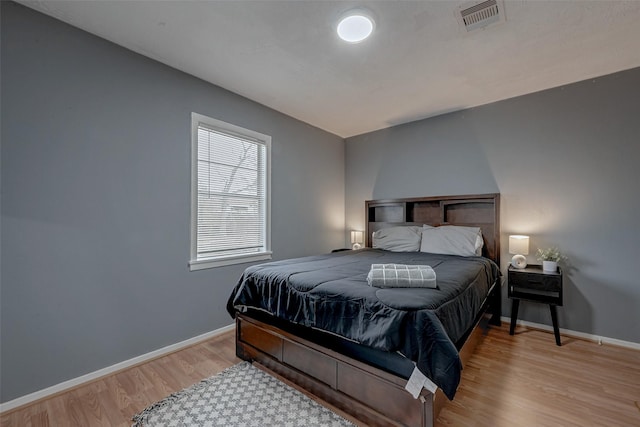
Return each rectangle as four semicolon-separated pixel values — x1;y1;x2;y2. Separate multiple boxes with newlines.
20;0;640;138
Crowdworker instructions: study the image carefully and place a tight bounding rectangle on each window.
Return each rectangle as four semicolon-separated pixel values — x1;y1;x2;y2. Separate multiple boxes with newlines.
190;113;271;270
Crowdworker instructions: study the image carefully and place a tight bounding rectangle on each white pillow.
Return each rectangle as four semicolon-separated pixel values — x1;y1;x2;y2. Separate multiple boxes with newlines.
372;226;423;252
420;225;483;257
474;232;484;256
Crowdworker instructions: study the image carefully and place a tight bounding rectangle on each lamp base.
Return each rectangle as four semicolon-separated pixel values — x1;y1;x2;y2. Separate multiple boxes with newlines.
352;243;362;250
511;254;527;269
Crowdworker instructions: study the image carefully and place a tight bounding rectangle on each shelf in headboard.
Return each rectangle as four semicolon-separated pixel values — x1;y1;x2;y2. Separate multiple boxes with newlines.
366;203;406;223
409;200;441;223
365;194;501;264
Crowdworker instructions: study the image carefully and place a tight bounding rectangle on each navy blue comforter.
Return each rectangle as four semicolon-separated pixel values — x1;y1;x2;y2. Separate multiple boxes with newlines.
226;249;499;399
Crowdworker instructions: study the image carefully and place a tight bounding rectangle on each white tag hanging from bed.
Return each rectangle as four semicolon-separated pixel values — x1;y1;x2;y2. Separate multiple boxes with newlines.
405;366;438;398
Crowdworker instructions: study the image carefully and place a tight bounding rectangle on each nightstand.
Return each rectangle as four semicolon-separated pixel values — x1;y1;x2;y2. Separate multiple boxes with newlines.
508;264;563;346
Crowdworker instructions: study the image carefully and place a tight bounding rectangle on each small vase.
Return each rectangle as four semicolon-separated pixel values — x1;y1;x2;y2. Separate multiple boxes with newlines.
542;260;557;272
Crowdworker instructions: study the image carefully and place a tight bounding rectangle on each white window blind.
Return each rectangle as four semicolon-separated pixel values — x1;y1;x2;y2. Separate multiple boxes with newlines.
190;113;271;270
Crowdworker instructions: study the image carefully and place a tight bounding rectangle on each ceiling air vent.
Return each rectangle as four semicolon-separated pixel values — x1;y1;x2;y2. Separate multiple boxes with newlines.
456;0;505;33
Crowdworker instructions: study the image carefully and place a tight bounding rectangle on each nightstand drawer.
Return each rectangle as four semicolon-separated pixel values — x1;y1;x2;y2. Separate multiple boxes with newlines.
509;273;560;292
508;265;563;306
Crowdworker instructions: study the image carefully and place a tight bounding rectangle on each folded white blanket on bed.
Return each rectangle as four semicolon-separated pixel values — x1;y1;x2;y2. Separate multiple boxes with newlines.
367;264;437;288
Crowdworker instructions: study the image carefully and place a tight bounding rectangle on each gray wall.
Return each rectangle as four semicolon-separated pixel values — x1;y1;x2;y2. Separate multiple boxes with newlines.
0;2;344;402
346;68;640;344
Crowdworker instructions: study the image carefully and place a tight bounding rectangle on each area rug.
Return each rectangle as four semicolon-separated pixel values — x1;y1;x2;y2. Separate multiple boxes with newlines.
132;361;355;426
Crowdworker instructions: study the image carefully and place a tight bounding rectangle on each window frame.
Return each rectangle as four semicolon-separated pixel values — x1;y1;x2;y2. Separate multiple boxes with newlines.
189;112;272;271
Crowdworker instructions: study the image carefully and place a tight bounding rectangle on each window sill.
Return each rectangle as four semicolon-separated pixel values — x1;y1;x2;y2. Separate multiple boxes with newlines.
189;252;273;271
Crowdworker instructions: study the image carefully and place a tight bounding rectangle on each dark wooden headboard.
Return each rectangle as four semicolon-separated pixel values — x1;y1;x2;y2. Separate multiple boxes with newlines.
365;193;501;264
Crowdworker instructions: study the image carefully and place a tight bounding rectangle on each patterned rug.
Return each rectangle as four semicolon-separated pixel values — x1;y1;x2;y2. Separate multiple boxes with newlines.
132;361;355;426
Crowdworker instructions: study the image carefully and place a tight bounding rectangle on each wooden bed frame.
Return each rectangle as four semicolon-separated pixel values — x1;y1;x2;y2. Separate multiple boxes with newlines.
234;193;501;426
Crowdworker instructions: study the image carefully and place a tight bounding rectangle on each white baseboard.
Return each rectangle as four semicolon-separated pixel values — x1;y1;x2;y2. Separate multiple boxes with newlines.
4;319;637;413
0;323;235;414
500;317;640;350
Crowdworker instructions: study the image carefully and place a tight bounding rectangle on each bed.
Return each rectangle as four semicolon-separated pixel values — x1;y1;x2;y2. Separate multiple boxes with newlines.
227;194;501;426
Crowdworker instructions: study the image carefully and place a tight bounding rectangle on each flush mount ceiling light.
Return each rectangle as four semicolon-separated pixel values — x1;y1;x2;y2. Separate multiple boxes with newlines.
336;10;375;43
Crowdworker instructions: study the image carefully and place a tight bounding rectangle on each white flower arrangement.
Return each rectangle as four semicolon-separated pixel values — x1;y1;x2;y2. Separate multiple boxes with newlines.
536;247;566;263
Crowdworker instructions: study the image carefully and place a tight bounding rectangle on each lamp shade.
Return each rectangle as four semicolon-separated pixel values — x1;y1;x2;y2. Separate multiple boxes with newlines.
351;230;364;244
509;235;529;255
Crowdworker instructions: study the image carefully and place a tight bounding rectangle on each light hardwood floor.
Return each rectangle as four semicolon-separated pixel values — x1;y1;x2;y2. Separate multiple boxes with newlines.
2;323;639;426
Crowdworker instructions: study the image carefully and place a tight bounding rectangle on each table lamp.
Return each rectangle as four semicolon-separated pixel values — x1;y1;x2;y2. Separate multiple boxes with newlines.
351;230;364;250
509;235;529;268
